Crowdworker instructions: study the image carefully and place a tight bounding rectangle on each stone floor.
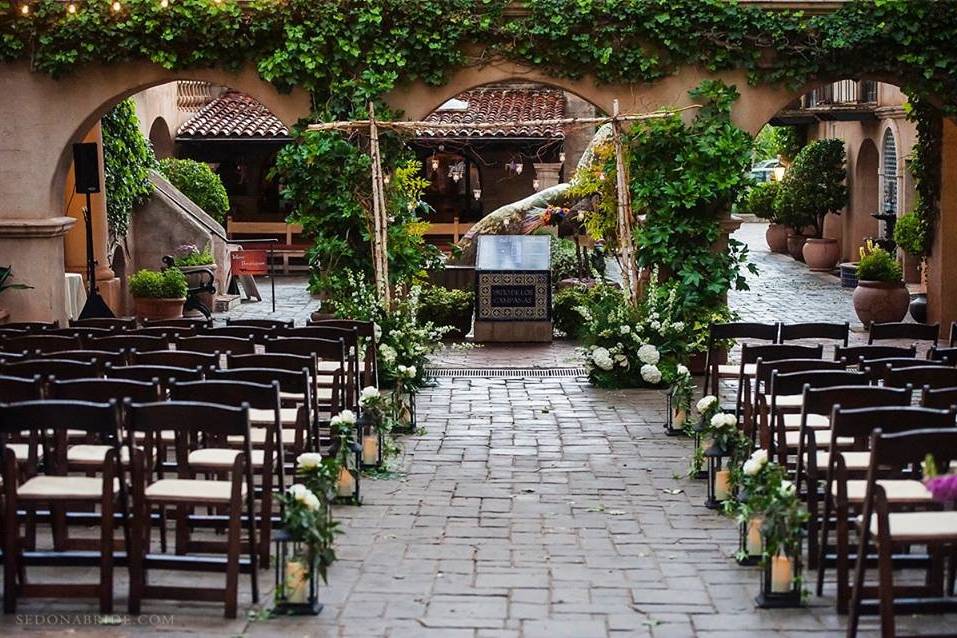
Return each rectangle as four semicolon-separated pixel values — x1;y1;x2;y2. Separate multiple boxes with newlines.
5;224;952;636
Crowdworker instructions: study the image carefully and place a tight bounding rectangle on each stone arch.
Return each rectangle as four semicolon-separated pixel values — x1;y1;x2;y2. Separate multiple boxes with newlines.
148;116;174;160
848;138;881;259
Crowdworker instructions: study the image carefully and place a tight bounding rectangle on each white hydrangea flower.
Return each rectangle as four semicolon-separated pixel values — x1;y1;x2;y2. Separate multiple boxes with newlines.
296;453;323;469
697;395;718;413
592;347;614;371
672;321;685;332
710;412;736;429
676;364;690;377
619;325;631;335
650;320;662;331
359;386;379;405
750;449;769;466
640;364;662;384
637;344;660;365
380;344;397;364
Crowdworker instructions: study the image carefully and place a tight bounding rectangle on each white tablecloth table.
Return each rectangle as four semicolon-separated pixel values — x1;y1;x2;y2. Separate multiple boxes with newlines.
64;272;86;320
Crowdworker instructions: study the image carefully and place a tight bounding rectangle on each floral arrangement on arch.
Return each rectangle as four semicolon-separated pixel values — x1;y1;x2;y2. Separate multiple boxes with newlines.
576;272;697;389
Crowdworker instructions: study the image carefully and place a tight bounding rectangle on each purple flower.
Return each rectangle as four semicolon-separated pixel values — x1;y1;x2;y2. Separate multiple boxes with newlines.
925;474;957;503
176;243;199;257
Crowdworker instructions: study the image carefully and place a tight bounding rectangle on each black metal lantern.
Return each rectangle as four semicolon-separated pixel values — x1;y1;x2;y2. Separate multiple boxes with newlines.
358;409;383;469
704;442;731;510
737;507;763;566
664;389;687;437
332;424;362;505
755;547;804;608
691;419;708;480
273;529;322;615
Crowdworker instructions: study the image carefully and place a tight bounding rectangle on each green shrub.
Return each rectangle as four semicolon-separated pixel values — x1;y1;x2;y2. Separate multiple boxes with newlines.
102;99;155;243
775;139;848;237
737;181;780;222
128;268;188;299
417;285;473;334
553;286;590;338
158;158;230;225
893;211;927;258
542;233;579;281
857;245;902;283
173;244;215;267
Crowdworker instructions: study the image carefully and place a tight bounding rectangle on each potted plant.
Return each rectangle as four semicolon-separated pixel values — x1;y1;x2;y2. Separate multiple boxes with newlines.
739;181;787;253
128;268;188;321
416;284;474;340
893;211;928;322
173;243;216;313
775;140;848;270
852;241;909;327
0;265;32;324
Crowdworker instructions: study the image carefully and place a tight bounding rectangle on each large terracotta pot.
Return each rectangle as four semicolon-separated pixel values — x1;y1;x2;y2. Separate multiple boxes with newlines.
852;281;910;328
133;297;185;321
786;234;807;262
765;223;789;254
802;238;841;272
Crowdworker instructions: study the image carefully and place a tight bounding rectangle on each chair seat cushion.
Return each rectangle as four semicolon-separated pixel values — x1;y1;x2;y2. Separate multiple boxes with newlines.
227;428;269;446
188;448;270;468
18;476;117;500
784;430;853;449
249;407;300;426
718;363;756;377
782;413;829;430
145;479;243;504
773;394;803;409
867;511;957;542
67;444;134;465
813;451;872;471
8;443;41;462
837;479;932;503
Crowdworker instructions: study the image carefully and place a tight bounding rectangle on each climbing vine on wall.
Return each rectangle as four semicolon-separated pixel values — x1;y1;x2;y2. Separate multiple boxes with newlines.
100;98;155;246
905;97;943;259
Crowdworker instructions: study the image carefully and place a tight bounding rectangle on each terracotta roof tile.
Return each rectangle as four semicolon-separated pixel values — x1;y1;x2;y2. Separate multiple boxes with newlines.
177;91;288;139
417;88;566;138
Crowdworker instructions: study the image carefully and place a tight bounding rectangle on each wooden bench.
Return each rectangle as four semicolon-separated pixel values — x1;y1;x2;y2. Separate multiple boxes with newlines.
226;220;309;274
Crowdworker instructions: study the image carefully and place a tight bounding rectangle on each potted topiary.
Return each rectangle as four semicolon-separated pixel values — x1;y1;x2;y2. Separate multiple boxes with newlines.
128;268;188;321
417;284;474;340
0;265;32;324
893;211;928;321
775;140;848;270
852;241;909;327
739;181;787;253
173;243;216;313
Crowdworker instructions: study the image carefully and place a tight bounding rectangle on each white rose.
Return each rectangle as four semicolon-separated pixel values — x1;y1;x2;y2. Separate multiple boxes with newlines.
697;395;718;413
676;364;690;377
640;364;662;384
380;344;397;364
407;365;417;378
337;409;357;425
779;480;796;497
360;386;379;401
743;459;760;476
750;449;768;466
297;452;323;469
288;483;308;498
637;344;660;365
303;491;321;512
710;413;736;429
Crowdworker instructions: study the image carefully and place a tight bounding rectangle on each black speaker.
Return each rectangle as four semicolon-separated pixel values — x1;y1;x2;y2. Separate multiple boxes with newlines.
73;142;101;194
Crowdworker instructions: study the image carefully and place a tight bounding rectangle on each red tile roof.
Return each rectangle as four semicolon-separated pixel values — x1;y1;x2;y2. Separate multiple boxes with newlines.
177;91;288;139
416;88;566;138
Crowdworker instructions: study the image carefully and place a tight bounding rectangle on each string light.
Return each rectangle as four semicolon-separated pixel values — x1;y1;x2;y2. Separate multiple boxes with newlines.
532;178;540;191
19;3;29;15
559;151;566;163
112;0;121;11
67;2;77;13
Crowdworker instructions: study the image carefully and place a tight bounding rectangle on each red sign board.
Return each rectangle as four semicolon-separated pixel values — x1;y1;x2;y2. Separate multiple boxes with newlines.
231;250;268;276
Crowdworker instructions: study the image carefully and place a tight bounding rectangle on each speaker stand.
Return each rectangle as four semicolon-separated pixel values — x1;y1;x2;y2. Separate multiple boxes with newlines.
78;192;115;319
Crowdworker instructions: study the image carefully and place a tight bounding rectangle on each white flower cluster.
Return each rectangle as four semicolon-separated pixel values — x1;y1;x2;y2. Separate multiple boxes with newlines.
637;344;660;365
591;346;615;371
697;395;718;413
359;386;380;407
742;448;768;476
676;364;690;377
297;452;323;469
396;364;417;379
331;409;357;428
288;483;321;512
710;412;737;430
778;479;796;497
640;364;661;384
379;344;397;365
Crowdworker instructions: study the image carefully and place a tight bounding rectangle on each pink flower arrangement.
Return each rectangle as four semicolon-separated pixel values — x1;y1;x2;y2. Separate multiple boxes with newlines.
924;474;957;503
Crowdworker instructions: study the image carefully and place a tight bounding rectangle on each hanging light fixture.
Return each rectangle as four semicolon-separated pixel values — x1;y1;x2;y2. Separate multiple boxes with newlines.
532;178;540;191
430;154;440;173
111;0;121;12
67;1;76;12
559;151;566;164
383;173;391;186
472;188;482;200
448;160;465;183
19;3;29;15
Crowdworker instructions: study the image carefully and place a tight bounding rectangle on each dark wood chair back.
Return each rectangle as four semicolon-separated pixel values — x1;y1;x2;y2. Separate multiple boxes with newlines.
928;346;957;363
47;327;115;340
1;321;58;332
1;358;100;380
89;334;170;353
779;322;849;346
741;343;824;366
835;344;916;363
868;321;939;345
105;363;206;386
176;335;255;355
870;427;957;477
307;319;378;386
226;352;316;376
2;334;82;354
48;377;160;404
803;385;911;417
200;326;273;342
131;349;221;369
860;358;948;382
919;386;957;411
127;326;194;338
70;317;137;330
0;374;44;402
142;317;211;329
277;327;360;405
226;318;293;329
883;365;957;389
830;405;956;441
32;349;128;366
754;357;846;390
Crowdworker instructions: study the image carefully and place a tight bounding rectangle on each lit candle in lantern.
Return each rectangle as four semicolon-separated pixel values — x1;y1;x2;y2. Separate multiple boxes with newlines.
673;407;686;427
770;552;794;593
362;434;379;466
337;466;356;498
714;469;731;501
746;517;763;556
284;559;309;604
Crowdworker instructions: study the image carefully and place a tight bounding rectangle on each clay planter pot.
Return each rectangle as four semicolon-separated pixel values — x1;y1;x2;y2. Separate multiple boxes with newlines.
765;223;789;254
133;296;185;321
852;281;910;328
802;238;841;272
786;234;807;262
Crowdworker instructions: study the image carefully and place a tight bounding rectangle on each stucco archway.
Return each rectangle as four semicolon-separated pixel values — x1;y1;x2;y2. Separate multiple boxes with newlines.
148;117;175;160
848;138;880;259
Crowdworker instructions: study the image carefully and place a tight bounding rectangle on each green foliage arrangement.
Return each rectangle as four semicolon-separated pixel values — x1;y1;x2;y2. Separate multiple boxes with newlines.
752;125;804;164
546;234;580;282
856;243;902;283
774;139;848;239
101;98;155;244
172;243;214;267
283;454;340;584
416;284;473;338
552;286;589;339
157;158;230;225
270;130;441;298
127;268;188;299
737;181;780;223
893;212;926;259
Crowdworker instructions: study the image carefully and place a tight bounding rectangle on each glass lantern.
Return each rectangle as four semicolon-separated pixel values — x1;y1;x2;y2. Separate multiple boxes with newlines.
737;508;763;566
704;442;731;510
273;529;322;615
756;546;804;608
664;389;687;437
691;419;708;479
359;409;382;469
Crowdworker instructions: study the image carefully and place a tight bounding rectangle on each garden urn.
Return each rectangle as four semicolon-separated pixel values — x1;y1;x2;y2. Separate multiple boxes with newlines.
852;281;910;328
802;238;841;271
133;296;185;321
786;234;807;262
765;223;789;254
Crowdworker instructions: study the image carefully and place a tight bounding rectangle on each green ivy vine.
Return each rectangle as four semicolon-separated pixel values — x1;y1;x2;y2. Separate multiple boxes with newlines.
905;96;942;259
100;98;155;245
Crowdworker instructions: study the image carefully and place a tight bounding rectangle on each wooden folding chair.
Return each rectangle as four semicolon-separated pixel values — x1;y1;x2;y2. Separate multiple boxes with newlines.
798;386;912;573
131;349;221;369
919;386;957;411
751;357;846;444
176;335;255;356
47;326;115;342
308;319;379;388
127;326;195;338
869;321;940;346
227;318;293;330
858;359;948;383
124;400;258;618
70;317;137;330
700;321;779;398
884;365;957;390
1;321;58;332
0;375;44;476
263;336;345;418
31;349;128;366
824;406;954;615
170;379;284;566
928;346;957;364
1;334;82;354
779;321;850;349
90;334;171;353
278;326;362;409
848;428;957;637
836;345;917;364
200;326;272;343
738;343;823;425
1;358;101;380
0;399;127;613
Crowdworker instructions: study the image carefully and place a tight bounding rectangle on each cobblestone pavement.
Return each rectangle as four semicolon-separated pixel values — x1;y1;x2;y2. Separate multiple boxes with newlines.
8;224;950;636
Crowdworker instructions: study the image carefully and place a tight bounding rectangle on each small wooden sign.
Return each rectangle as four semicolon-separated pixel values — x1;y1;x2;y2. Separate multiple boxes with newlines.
231;250;268;276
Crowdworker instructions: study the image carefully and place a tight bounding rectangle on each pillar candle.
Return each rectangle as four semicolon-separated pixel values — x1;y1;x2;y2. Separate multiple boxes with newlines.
337;466;356;498
770;553;794;593
714;469;731;501
746;517;763;556
284;559;309;604
673;408;686;427
362;433;379;465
